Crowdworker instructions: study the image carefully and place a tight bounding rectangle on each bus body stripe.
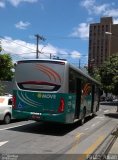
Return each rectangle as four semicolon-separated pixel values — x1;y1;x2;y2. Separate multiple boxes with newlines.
36;65;56;82
35;66;52;80
35;64;61;83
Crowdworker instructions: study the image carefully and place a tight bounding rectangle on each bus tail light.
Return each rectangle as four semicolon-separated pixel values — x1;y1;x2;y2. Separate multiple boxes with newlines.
58;98;65;113
12;96;16;109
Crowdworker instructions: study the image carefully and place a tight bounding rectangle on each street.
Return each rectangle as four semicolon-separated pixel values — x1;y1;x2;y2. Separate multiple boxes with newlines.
0;105;118;160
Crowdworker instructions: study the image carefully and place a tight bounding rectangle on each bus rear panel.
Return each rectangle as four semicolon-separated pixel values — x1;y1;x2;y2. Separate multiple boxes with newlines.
12;60;76;124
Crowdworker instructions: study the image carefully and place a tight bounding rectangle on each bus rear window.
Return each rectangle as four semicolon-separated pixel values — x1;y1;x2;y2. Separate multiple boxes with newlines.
15;61;65;91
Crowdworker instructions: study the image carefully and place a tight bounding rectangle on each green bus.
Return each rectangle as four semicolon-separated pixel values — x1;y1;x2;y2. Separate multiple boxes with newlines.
12;59;100;124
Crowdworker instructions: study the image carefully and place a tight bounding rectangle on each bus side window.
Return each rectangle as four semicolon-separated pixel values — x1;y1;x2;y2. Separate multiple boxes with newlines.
69;70;76;93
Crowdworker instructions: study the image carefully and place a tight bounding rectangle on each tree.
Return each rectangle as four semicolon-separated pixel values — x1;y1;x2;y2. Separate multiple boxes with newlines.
92;68;101;82
0;84;5;96
0;54;14;81
99;53;118;96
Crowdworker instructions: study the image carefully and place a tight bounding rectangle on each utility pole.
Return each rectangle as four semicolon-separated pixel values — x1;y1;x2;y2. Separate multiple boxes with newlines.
50;53;52;59
35;34;45;59
79;59;81;69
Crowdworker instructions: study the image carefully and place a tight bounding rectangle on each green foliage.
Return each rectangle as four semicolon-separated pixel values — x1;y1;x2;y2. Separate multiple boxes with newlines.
99;53;118;95
0;83;5;96
0;41;2;52
0;54;14;81
0;46;2;52
92;68;101;82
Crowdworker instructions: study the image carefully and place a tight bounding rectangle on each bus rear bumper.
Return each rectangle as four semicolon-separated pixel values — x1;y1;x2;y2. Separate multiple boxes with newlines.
12;110;66;123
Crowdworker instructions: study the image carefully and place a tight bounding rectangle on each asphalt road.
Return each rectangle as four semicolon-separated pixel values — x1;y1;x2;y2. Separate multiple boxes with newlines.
0;105;117;160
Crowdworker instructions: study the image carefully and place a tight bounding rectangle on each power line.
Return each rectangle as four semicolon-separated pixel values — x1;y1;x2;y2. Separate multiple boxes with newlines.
1;35;46;59
0;35;88;62
43;35;83;40
0;36;36;52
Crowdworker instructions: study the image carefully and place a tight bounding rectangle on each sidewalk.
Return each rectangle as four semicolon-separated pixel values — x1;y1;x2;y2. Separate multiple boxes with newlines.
109;138;118;154
102;104;118;155
107;112;118;155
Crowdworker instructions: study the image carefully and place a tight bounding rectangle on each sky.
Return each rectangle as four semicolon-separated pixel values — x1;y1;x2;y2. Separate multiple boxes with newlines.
0;0;118;67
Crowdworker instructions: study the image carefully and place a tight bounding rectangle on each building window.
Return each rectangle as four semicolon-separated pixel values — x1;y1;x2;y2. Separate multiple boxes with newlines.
106;25;109;31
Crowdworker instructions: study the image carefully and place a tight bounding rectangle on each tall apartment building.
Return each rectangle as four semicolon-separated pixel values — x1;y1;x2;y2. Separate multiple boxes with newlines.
88;17;118;68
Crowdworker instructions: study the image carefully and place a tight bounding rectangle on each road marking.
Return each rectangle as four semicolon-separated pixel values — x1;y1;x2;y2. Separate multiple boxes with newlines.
75;133;84;139
67;133;84;154
95;116;104;119
104;110;109;113
84;128;89;131
91;123;96;127
0;141;8;147
78;135;105;160
91;121;101;128
0;123;32;131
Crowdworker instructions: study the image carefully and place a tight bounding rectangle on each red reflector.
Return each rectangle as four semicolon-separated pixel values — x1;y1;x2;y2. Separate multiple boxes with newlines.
12;96;16;109
58;98;65;112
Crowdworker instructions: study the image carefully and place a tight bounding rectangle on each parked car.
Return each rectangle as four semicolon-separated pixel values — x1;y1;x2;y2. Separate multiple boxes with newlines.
106;96;113;102
0;95;12;124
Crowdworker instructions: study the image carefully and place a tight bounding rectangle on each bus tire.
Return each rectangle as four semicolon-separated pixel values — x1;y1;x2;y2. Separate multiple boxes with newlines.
4;113;11;124
80;108;86;125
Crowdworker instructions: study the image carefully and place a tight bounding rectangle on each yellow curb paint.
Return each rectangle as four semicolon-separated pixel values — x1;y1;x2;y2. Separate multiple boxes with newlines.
67;133;84;154
76;133;84;139
78;135;105;160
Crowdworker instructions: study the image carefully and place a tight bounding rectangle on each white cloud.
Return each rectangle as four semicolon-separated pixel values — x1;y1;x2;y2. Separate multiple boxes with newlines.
80;0;118;19
0;1;5;8
80;0;110;15
70;51;81;59
1;37;86;66
95;4;109;15
15;21;30;30
104;9;118;18
7;0;38;7
80;0;95;11
1;37;36;60
113;18;118;24
0;37;65;60
70;23;89;39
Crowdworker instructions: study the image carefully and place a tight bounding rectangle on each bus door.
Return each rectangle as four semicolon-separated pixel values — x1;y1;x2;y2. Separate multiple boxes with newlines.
92;86;100;113
74;78;81;119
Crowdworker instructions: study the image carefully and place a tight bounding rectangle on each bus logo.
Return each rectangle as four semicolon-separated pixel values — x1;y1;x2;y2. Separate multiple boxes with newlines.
37;93;56;99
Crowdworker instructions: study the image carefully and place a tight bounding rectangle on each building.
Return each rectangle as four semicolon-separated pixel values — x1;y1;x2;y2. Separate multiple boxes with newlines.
88;17;118;68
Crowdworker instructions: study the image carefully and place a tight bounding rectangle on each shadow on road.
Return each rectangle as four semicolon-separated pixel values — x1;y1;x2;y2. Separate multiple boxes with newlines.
8;122;80;136
8;116;95;136
105;112;118;119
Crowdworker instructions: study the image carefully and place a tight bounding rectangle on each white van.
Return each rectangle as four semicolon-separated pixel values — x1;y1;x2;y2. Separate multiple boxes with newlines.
0;95;12;124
